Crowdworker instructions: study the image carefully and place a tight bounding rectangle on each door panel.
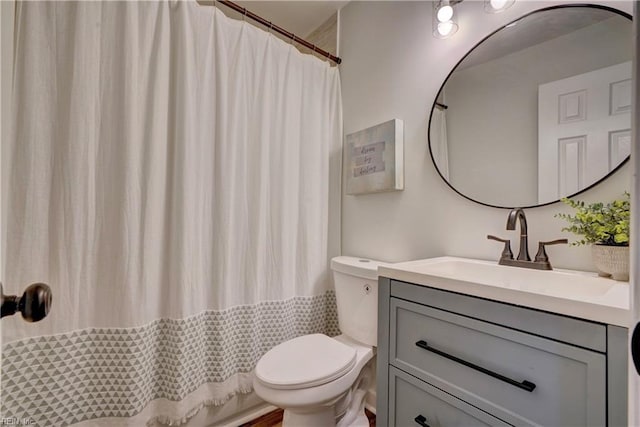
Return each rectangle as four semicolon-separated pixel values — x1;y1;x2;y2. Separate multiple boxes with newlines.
538;61;631;204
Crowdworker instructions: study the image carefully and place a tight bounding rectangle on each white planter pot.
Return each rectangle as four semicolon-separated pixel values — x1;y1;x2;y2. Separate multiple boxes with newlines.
591;244;629;281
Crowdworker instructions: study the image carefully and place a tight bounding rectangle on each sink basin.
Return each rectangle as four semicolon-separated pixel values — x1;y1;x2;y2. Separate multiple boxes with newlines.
412;258;615;297
378;256;630;326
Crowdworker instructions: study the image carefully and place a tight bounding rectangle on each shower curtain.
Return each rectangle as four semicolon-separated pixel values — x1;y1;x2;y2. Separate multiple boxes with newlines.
430;108;449;180
1;1;342;425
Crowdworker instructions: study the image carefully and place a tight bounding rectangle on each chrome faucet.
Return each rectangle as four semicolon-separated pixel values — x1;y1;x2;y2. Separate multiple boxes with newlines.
506;208;530;261
488;208;568;271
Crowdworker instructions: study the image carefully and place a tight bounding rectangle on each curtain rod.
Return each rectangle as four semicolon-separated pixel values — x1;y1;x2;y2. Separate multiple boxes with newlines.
215;0;342;65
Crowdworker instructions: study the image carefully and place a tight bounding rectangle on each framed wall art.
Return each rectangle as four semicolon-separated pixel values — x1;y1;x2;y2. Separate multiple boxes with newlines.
345;119;404;195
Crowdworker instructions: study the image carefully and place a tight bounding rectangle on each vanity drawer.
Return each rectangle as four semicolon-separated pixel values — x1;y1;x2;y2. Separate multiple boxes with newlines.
389;366;510;427
390;280;607;352
390;298;606;426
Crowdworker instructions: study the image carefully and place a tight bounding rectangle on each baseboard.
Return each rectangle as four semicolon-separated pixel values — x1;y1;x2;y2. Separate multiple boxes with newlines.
217;403;278;427
365;390;376;414
217;390;376;425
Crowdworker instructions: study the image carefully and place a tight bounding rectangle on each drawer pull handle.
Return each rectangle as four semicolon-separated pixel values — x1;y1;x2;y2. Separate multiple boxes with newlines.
415;340;536;392
414;414;430;427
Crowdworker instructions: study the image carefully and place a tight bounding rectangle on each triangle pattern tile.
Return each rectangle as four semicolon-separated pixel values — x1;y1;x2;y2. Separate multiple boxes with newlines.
1;290;338;427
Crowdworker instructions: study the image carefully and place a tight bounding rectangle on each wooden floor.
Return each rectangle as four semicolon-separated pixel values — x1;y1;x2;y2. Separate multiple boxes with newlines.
241;408;376;427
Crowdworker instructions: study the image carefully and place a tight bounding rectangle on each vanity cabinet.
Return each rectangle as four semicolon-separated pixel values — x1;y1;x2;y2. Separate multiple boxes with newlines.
377;278;628;427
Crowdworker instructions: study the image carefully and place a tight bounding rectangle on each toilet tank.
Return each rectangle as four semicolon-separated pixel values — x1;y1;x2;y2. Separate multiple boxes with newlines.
330;256;387;347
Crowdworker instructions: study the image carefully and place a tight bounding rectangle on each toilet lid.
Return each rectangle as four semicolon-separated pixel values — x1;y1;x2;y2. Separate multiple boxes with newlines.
255;334;357;390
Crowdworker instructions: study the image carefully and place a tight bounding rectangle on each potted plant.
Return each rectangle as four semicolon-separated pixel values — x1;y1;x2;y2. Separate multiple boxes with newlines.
555;193;630;281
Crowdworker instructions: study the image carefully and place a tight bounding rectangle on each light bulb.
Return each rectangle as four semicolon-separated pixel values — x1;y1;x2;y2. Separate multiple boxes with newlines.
490;0;508;9
433;0;458;39
437;5;454;23
437;21;454;36
485;0;515;13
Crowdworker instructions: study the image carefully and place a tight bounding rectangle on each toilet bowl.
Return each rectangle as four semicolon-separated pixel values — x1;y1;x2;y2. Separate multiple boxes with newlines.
252;256;386;427
254;334;374;425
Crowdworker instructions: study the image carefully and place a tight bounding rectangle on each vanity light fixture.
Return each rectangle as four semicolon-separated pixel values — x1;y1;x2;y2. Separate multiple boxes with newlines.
484;0;515;14
433;0;460;39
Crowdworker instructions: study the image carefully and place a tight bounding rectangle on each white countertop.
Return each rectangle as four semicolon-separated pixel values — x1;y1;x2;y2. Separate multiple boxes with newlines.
378;256;631;327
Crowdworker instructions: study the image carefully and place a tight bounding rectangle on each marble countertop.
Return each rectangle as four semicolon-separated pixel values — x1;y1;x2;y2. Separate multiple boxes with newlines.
378;256;631;327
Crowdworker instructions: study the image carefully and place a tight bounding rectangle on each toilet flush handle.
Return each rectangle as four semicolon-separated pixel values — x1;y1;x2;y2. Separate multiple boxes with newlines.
414;415;431;427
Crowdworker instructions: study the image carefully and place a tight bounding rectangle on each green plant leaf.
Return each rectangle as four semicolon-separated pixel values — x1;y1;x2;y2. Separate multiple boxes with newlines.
557;193;630;246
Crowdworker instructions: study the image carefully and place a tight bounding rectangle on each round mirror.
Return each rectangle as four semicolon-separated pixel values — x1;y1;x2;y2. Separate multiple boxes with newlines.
428;5;632;208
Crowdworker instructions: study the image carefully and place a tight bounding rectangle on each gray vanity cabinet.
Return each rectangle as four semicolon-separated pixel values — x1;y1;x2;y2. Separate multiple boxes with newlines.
377;278;628;427
390;366;511;427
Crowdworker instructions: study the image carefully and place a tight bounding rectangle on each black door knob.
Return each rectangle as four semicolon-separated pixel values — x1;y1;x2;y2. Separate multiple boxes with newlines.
1;282;52;322
632;321;640;376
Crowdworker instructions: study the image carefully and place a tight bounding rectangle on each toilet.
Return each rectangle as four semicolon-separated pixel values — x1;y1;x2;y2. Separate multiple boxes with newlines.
253;256;385;427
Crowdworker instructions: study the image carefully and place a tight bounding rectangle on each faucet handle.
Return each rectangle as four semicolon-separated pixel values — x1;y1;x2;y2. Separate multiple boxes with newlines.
487;235;513;261
534;239;568;263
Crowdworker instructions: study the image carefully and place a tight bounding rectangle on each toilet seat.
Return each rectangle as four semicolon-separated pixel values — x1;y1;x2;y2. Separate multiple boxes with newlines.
255;334;357;390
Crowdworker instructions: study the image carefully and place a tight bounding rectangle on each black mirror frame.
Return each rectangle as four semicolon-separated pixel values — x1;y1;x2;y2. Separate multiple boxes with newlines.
427;3;632;210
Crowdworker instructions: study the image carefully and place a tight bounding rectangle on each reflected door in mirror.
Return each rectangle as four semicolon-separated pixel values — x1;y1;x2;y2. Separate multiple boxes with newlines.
538;62;631;204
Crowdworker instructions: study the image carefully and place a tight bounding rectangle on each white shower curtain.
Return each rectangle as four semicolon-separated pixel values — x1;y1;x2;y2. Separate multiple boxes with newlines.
431;107;450;180
1;1;342;425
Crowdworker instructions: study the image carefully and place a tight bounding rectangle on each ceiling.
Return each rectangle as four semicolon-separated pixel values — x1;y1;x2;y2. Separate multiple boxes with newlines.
231;1;349;37
459;8;622;70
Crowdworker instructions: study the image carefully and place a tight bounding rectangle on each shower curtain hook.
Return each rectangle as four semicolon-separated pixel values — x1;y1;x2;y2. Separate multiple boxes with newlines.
269;22;273;34
290;33;296;46
243;7;248;21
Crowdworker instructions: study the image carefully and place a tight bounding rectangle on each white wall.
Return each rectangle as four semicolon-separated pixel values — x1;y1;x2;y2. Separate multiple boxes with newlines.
339;0;633;272
629;4;640;425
